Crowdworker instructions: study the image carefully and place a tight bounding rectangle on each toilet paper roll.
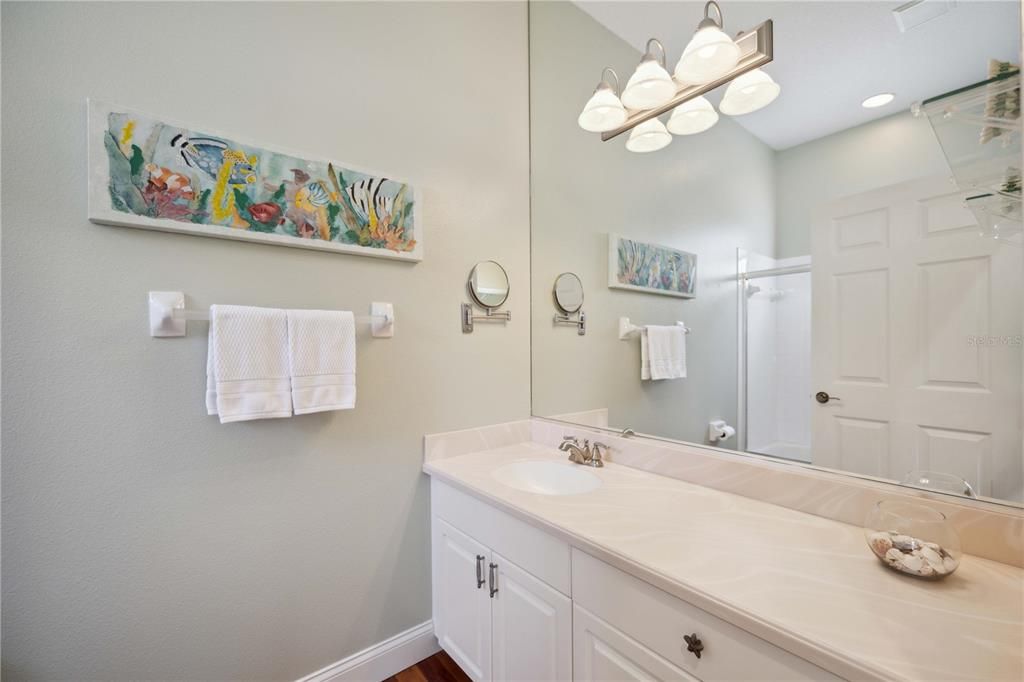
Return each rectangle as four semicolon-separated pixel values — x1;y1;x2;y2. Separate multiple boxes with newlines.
719;425;736;440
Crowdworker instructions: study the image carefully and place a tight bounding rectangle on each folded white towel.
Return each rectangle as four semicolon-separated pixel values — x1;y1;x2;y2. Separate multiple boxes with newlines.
207;305;292;423
645;324;687;380
287;309;356;414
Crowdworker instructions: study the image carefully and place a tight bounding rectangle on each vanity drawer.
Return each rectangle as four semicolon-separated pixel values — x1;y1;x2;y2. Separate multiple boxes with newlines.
571;549;839;681
431;479;571;595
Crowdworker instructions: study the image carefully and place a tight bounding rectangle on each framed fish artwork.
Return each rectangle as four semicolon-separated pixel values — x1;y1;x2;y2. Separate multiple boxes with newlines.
608;234;697;299
87;99;423;262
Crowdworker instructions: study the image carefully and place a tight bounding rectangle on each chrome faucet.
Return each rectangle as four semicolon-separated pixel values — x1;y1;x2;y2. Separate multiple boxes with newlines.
558;436;607;467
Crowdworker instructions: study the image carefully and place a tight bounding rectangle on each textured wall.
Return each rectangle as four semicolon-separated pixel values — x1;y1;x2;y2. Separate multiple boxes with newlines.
1;2;529;679
529;1;776;445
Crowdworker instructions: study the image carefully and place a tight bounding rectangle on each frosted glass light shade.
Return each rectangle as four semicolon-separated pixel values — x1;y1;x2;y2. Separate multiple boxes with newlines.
674;26;740;84
666;96;718;135
719;68;780;115
578;86;627;132
621;58;676;110
625;118;672;153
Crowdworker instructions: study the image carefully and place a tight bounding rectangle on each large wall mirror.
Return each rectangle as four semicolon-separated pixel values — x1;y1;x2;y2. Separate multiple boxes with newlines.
529;0;1023;506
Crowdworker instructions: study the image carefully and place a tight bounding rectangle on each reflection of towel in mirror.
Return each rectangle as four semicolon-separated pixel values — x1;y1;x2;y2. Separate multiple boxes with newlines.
643;325;686;381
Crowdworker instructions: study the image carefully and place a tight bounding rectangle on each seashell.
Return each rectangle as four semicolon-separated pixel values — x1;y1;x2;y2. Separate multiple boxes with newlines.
892;534;917;551
868;532;893;557
920;546;943;567
884;548;904;566
943;555;959;573
901;553;924;573
924;541;941;552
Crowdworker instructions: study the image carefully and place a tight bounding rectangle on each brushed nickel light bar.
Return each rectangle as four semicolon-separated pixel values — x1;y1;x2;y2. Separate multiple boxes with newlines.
601;20;774;142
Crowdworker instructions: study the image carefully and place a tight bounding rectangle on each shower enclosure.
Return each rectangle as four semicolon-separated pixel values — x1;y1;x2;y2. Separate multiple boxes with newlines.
737;250;812;462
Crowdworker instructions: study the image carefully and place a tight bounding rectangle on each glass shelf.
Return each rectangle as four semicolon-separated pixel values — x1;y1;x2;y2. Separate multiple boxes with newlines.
914;71;1021;238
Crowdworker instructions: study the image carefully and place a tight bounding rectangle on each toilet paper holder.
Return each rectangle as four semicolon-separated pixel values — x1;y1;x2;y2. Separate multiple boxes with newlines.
708;420;736;443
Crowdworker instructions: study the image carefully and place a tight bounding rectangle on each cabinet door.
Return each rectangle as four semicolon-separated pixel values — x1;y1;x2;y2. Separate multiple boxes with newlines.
491;552;572;682
574;605;699;682
434;519;492;682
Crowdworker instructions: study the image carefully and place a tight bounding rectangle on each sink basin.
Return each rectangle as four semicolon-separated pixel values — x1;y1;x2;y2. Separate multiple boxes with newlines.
492;460;602;496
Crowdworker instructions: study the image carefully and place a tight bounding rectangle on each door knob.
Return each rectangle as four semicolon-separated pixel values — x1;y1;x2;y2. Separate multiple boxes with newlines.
815;391;840;404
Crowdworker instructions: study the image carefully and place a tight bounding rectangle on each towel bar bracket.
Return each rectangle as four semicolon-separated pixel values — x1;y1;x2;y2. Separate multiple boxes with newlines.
148;291;395;338
618;316;690;340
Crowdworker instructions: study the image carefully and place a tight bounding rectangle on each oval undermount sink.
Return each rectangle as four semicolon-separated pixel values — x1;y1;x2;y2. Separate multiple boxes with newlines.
492;460;602;496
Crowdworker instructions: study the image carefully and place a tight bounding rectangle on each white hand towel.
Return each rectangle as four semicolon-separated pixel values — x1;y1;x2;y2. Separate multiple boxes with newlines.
645;324;687;380
287;309;356;414
208;305;292;423
640;329;651;381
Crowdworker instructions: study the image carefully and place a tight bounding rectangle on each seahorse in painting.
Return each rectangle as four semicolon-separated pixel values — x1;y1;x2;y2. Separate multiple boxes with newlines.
211;149;257;228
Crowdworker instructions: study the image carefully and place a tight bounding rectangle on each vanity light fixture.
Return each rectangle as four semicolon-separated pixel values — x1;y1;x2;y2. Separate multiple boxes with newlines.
621;39;676;110
719;67;781;115
626;117;673;153
861;92;895;108
674;1;741;85
667;96;719;135
576;1;775;150
578;68;628;132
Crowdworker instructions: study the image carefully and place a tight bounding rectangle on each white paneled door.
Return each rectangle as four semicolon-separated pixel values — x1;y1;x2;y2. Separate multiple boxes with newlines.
812;175;1022;500
434;520;492;682
491;553;572;682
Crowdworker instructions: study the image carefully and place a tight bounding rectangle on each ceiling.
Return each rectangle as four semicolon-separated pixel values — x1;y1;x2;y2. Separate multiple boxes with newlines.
574;1;1021;150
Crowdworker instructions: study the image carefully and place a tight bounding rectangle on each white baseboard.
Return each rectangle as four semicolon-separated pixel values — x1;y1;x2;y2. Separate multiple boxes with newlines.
297;620;440;682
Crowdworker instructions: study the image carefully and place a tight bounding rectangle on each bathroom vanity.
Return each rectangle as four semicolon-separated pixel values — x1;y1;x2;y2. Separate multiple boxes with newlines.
424;434;1024;682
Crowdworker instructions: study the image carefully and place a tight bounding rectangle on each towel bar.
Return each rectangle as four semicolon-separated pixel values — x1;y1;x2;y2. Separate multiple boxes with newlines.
149;291;394;339
618;316;690;340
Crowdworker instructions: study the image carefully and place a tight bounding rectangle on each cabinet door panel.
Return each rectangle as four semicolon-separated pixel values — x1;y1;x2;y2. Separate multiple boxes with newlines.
491;552;572;682
434;519;491;682
574;605;698;682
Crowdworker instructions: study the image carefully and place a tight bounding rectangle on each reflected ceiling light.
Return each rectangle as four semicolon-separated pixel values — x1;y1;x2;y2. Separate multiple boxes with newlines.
666;96;719;135
719;68;780;115
625;118;672;153
674;1;741;85
578;68;627;132
861;92;895;109
621;39;676;110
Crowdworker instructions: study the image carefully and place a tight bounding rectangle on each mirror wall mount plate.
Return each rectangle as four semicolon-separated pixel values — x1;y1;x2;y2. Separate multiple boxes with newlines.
462;260;512;334
552;272;586;335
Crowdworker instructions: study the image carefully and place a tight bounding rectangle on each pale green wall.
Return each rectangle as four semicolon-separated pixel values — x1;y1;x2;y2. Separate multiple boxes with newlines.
1;2;529;678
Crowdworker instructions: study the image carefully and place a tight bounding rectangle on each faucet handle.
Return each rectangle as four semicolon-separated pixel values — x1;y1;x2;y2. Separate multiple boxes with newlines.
590;442;609;467
562;435;579;444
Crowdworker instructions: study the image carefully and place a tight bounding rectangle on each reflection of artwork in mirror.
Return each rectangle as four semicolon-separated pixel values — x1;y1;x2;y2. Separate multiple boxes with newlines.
608;234;697;298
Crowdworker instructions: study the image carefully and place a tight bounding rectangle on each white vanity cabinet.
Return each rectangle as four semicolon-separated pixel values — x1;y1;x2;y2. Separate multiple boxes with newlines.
432;481;573;682
430;479;840;682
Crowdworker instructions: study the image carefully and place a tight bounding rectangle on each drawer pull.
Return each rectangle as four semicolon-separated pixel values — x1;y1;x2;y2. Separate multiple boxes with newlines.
489;562;499;598
683;633;704;659
475;555;485;589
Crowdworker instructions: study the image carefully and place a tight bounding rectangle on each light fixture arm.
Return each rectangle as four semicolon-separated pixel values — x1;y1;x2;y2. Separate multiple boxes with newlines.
700;1;725;30
644;38;668;68
600;67;621;95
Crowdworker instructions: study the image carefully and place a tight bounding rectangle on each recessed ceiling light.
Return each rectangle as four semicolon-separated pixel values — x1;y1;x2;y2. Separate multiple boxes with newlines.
862;93;895;109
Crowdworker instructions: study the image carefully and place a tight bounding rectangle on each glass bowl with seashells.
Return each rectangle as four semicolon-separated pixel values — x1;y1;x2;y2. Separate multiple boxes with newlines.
865;501;962;580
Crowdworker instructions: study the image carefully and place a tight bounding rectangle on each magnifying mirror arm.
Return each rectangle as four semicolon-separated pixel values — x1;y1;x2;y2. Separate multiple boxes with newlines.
553;311;586;335
462;303;511;334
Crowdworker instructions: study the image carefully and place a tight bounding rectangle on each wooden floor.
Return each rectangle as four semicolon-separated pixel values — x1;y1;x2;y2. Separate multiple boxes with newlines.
383;650;471;682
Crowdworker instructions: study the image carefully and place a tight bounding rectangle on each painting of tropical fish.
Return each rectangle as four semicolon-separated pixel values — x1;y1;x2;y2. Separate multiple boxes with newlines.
608;234;697;298
87;99;422;262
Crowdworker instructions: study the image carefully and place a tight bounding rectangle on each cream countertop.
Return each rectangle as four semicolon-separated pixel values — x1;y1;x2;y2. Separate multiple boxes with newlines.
424;442;1024;682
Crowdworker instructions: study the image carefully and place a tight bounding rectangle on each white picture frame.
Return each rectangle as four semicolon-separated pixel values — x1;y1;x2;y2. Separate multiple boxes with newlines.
87;99;423;262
